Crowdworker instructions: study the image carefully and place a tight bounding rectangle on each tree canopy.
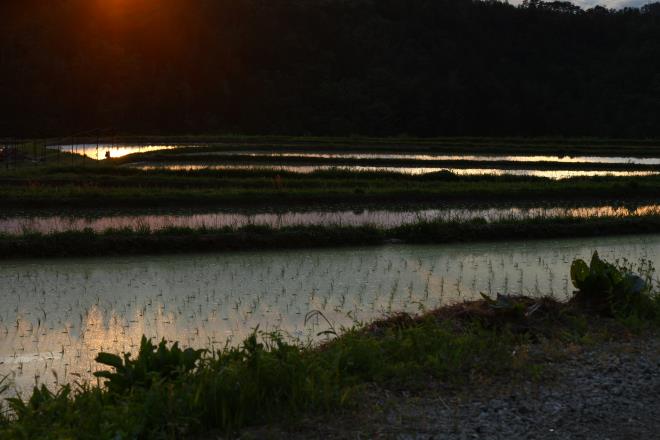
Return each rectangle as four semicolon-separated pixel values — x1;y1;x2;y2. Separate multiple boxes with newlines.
1;0;660;137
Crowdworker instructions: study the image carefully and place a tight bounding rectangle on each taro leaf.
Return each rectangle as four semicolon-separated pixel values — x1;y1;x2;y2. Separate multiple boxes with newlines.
570;259;589;288
480;292;496;304
584;272;613;297
568;252;614;297
590;252;617;276
590;251;603;271
623;274;647;295
95;352;124;370
606;262;624;286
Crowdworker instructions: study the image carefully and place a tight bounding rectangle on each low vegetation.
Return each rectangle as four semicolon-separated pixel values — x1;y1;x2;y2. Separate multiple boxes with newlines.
1;215;660;258
0;255;658;439
112;135;660;157
1;165;658;209
114;152;660;172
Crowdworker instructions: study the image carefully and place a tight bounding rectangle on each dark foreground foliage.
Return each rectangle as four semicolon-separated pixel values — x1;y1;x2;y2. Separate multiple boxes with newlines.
0;255;658;439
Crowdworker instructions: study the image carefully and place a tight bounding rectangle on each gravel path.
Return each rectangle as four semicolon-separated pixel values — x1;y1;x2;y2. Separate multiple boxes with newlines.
242;336;660;439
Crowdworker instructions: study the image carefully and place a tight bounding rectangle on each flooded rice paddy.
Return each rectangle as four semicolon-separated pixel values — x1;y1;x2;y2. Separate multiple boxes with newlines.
1;204;659;235
131;163;660;179
1;234;658;393
183;151;660;165
47;144;188;160
48;143;660;178
50;144;660;165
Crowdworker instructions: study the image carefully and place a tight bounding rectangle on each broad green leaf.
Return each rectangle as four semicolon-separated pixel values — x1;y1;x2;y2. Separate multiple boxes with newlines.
95;352;123;370
480;292;495;303
570;259;589;288
623;274;647;295
589;251;611;277
608;266;624;286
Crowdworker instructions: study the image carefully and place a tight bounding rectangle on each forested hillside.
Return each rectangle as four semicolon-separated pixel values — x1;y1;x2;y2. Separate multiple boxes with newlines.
1;0;660;137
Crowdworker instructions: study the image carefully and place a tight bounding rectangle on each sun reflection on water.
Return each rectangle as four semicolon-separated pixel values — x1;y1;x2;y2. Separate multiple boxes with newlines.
0;235;658;394
131;163;660;179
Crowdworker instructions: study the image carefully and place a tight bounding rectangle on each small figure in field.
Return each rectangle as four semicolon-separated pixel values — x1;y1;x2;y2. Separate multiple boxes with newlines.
105;150;111;159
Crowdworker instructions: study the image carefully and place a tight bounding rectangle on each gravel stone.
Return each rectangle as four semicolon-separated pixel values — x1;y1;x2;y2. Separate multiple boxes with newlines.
242;336;660;440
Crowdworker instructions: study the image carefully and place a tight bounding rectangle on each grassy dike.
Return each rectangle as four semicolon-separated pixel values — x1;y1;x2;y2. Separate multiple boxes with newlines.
115;153;660;172
1;166;659;209
1;215;660;259
6;184;657;209
0;254;658;439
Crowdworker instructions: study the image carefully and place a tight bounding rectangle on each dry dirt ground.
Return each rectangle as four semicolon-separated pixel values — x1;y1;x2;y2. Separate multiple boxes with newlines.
239;336;660;440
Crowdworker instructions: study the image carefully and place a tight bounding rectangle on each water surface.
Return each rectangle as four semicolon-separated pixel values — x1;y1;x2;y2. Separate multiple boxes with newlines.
132;163;660;179
47;144;185;160
184;151;660;165
49;144;660;165
1;235;658;392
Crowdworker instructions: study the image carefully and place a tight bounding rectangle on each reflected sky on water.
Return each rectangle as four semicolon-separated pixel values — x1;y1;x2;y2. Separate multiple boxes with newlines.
132;163;660;179
1;234;658;393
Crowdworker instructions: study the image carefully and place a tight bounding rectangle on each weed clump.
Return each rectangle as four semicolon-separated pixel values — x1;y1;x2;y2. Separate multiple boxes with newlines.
94;337;205;394
570;251;657;320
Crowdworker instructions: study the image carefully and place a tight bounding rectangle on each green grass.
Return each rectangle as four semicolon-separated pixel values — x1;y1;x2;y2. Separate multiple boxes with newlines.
0;165;658;209
2;215;660;258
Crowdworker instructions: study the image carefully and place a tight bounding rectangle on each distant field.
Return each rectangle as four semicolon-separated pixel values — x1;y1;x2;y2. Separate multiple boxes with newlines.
109;135;660;157
5;135;660;157
1;137;658;251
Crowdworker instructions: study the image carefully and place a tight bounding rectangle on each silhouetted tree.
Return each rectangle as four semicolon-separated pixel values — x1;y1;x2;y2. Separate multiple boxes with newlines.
1;0;659;137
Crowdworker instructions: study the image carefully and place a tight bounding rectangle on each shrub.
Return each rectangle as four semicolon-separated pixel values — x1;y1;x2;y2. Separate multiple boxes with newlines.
570;251;656;318
94;336;205;394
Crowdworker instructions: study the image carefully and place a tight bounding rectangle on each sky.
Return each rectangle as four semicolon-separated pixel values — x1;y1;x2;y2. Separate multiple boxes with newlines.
572;0;652;8
508;0;654;8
